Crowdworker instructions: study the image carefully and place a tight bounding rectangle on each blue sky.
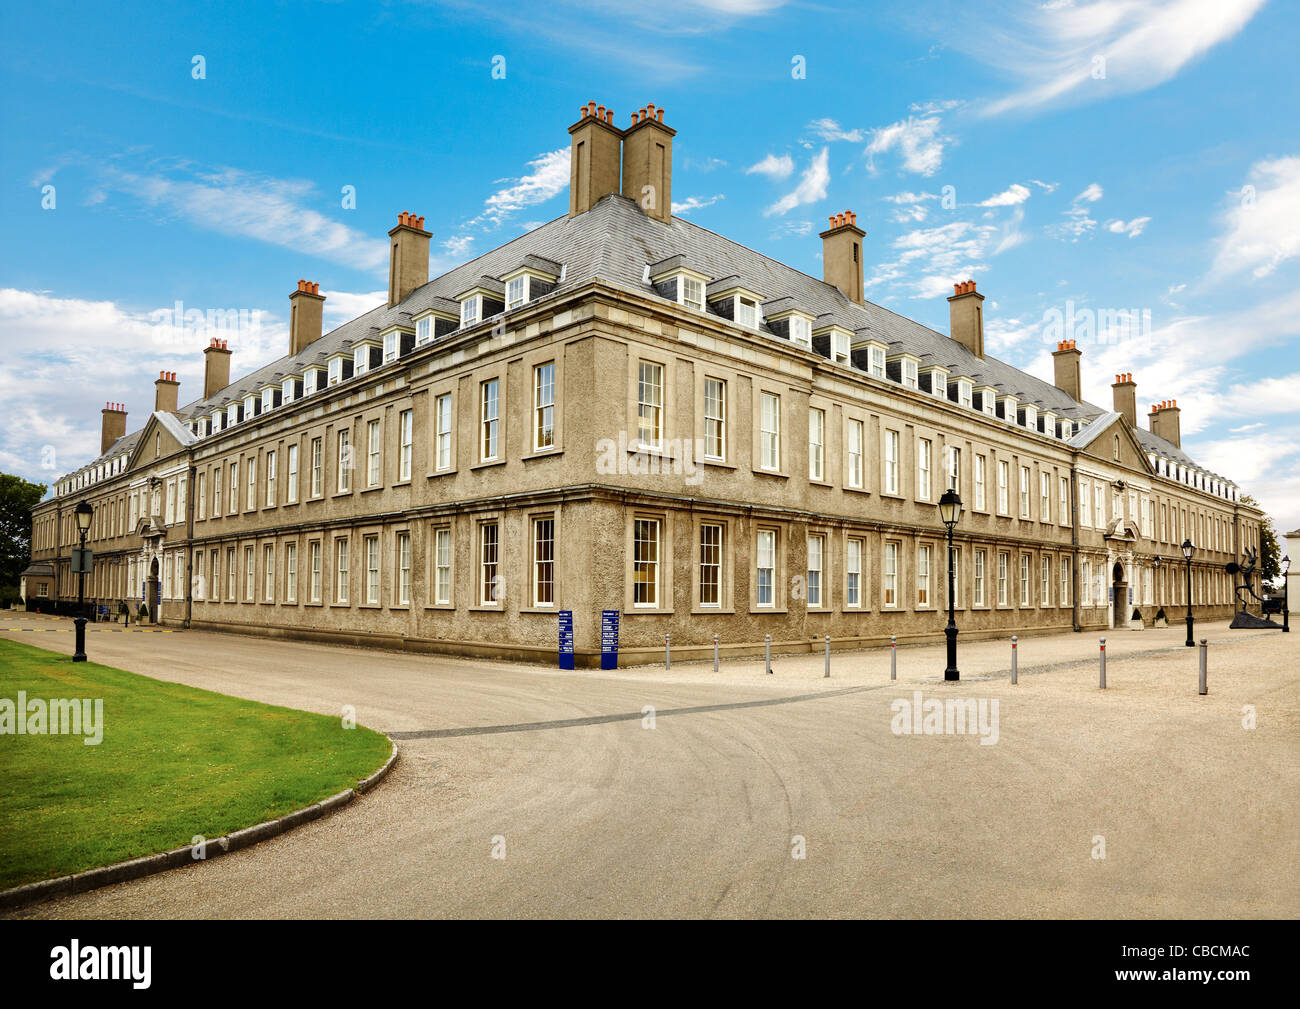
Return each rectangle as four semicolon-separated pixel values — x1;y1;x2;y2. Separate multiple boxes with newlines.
2;0;1298;535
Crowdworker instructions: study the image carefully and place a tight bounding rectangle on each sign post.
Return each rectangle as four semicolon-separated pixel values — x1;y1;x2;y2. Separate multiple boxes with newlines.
600;610;620;670
558;610;574;670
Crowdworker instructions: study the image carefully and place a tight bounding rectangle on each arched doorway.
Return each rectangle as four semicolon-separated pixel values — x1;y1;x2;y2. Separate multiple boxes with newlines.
1112;561;1127;628
147;556;160;622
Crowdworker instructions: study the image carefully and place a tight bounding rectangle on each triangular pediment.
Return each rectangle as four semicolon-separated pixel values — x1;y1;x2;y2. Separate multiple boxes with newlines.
124;412;194;474
1075;413;1154;474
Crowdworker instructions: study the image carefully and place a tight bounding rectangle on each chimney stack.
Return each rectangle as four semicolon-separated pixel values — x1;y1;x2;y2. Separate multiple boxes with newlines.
622;103;675;225
100;402;127;454
289;280;326;355
569;100;623;218
154;371;179;413
947;279;985;358
203;337;232;398
1149;400;1182;448
1111;372;1137;427
819;210;865;304
387;212;430;308
1052;339;1082;402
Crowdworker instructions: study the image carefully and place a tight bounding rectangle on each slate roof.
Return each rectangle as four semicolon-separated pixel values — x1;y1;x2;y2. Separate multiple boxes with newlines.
58;193;1232;490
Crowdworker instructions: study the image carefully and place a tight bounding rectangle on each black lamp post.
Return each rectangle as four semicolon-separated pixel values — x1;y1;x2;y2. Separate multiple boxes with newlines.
72;500;93;663
1283;555;1291;633
1181;538;1195;647
939;488;963;681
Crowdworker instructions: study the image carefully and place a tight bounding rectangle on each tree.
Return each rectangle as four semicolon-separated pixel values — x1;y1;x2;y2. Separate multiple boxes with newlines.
0;473;48;600
1240;494;1280;588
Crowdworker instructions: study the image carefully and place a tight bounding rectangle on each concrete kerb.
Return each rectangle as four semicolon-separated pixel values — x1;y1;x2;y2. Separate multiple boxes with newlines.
0;739;399;912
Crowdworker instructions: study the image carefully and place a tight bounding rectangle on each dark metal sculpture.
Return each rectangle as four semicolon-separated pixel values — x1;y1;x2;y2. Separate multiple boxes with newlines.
1227;547;1281;629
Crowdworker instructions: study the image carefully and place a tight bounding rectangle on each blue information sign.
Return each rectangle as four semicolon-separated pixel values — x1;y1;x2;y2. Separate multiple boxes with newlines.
558;610;574;670
600;609;620;670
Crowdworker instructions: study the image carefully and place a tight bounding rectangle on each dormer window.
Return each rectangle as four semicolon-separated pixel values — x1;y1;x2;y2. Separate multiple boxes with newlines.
243;394;258;418
461;295;480;327
303;367;325;395
681;276;704;310
789;315;811;347
923;367;948;399
1023;405;1038;430
282;376;297;404
869;346;886;377
328;357;343;386
261;387;276;414
737;296;759;328
903;360;918;389
226;402;241;426
505;275;527;311
353;345;369;375
956;379;973;409
416;316;432;345
383;331;399;363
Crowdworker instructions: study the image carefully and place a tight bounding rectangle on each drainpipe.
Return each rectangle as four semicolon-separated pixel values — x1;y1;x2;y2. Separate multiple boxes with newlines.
1070;464;1081;632
184;461;196;628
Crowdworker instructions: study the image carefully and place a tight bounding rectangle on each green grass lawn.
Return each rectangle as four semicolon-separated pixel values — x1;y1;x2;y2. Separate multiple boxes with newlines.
0;637;392;891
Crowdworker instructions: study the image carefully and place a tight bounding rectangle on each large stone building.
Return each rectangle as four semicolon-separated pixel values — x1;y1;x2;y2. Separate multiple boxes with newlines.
26;101;1263;665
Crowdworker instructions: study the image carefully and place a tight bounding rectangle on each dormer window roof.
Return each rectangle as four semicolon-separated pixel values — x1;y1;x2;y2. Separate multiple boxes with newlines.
762;298;814;348
502;256;561;311
811;320;852;364
649;256;710;312
302;364;326;395
706;277;766;329
921;364;949;399
886;351;922;390
380;324;414;364
952;376;974;409
326;347;354;387
852;335;889;378
456;277;505;329
414;300;461;346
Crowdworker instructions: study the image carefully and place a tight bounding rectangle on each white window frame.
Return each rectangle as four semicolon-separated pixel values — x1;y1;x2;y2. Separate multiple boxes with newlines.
481;380;500;462
704;378;726;462
637;361;663;451
633;518;660;608
809;408;825;482
436;394;453;471
534;363;555;451
760;392;781;471
399;410;413;481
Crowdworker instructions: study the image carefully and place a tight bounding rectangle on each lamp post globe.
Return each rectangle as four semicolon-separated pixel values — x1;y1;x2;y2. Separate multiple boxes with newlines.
1181;538;1195;647
72;501;94;663
938;489;963;682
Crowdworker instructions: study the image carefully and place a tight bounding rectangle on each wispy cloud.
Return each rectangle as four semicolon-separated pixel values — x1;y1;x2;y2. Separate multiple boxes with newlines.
46;157;389;272
1210;156;1300;280
807;117;864;143
961;0;1267;116
1106;216;1152;238
746;153;795;179
864;114;950;176
442;147;571;260
672;193;724;215
978;183;1032;207
1049;182;1104;241
765;148;829;216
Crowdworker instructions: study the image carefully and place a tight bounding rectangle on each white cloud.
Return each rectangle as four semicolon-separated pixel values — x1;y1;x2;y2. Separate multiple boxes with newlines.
746;153;795;179
1210;156;1300;280
1030;179;1059;193
866;220;999;298
765;148;829;216
0;288;285;482
964;0;1267;116
473;147;570;227
671;194;724;215
978;183;1032;207
864;115;949;176
74;161;388;272
1106;216;1152;238
769;220;813;239
322;290;386;328
442;234;476;258
1049;182;1104;241
807;118;864;143
884;191;938;205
